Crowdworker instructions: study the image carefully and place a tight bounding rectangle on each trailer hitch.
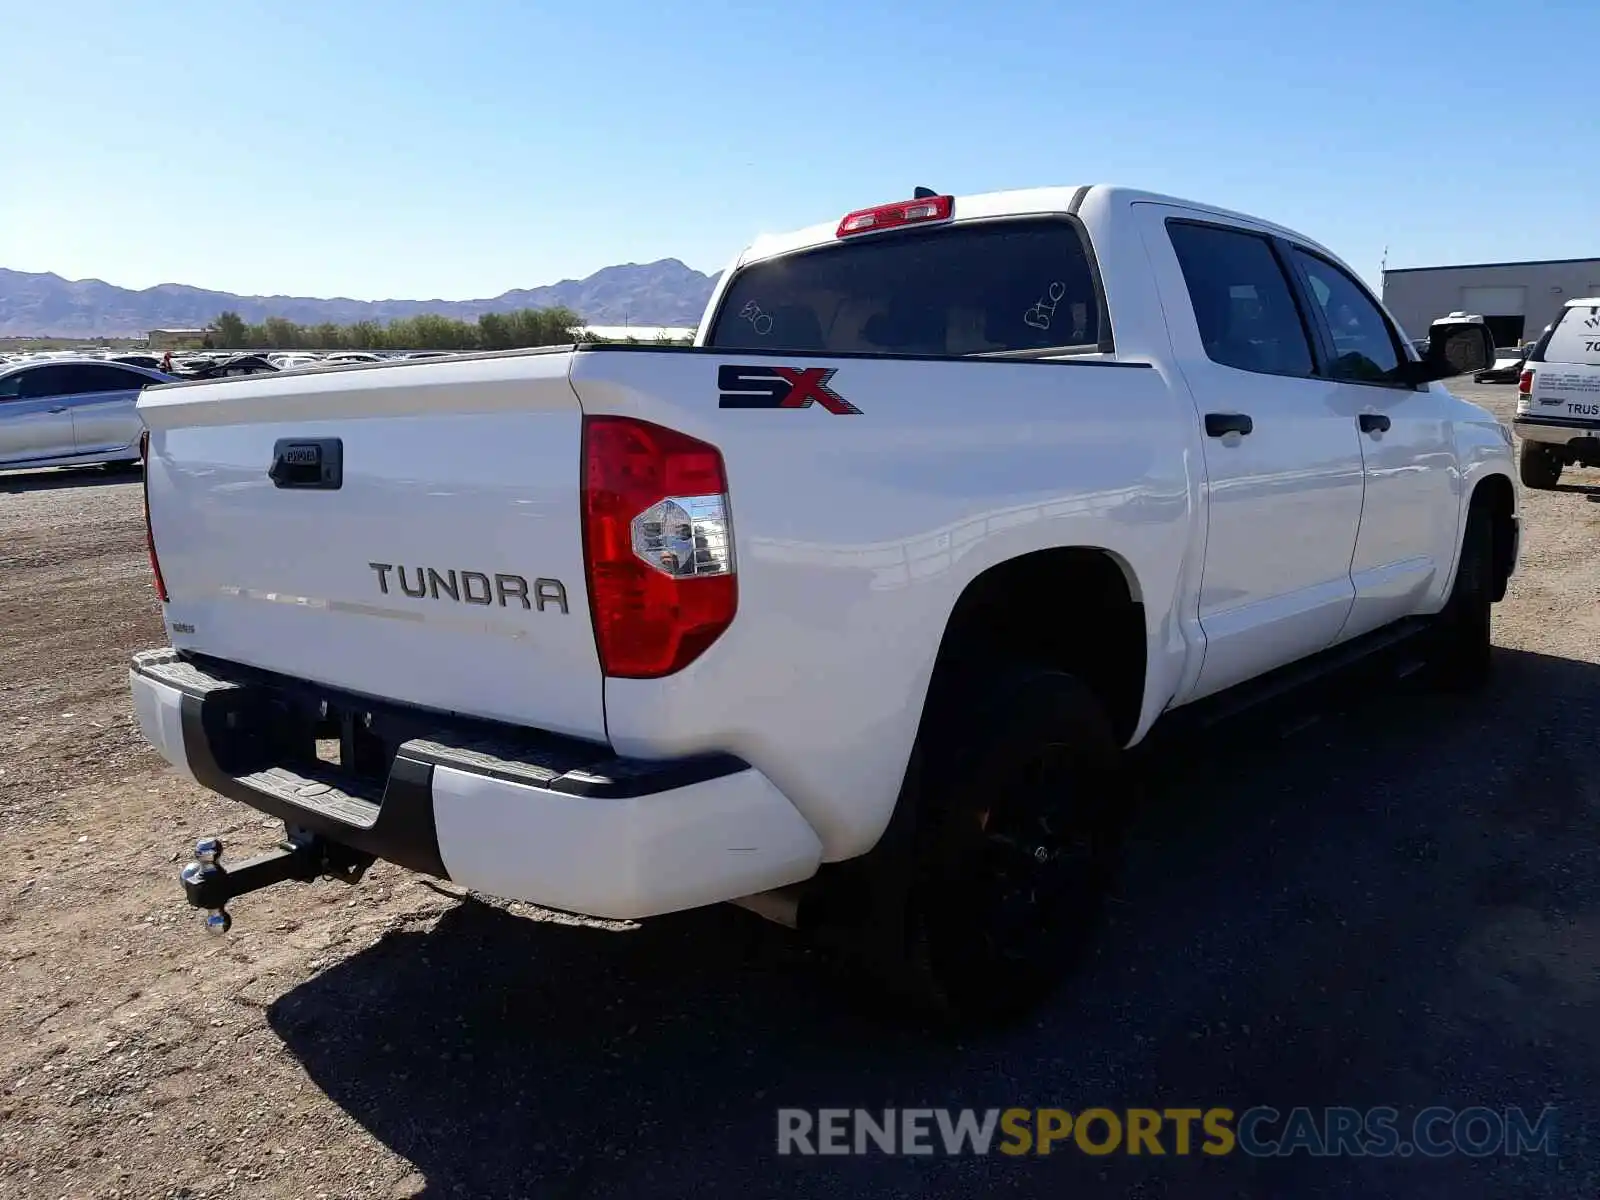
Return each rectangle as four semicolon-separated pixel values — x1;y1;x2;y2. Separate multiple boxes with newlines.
178;833;374;933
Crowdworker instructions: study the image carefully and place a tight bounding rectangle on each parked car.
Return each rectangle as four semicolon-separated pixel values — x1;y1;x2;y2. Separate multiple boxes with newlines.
322;352;385;365
131;184;1511;1021
0;359;171;470
1513;297;1600;488
172;354;280;381
112;354;166;371
266;353;323;370
1474;342;1536;384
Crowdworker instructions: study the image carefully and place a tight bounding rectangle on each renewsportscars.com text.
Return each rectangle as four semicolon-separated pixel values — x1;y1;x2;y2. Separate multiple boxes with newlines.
776;1106;1557;1158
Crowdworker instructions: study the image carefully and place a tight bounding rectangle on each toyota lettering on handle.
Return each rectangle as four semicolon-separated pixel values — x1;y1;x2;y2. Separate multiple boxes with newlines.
717;364;862;414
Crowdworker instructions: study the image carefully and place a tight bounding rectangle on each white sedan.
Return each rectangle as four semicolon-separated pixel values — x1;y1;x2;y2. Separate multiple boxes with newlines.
0;358;172;471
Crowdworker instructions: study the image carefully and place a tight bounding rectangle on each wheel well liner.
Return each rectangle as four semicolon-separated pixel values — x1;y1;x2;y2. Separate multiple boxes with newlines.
927;548;1146;745
1471;474;1516;602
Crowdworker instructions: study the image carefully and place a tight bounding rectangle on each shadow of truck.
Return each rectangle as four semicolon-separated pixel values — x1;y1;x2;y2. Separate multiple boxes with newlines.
268;646;1599;1199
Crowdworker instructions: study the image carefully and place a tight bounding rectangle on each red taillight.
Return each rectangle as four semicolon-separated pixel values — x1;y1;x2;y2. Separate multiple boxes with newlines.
1518;369;1533;396
140;429;168;603
837;194;954;238
580;416;736;678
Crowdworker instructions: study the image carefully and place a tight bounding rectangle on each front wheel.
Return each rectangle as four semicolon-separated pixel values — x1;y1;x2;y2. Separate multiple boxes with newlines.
1518;443;1562;490
899;666;1124;1025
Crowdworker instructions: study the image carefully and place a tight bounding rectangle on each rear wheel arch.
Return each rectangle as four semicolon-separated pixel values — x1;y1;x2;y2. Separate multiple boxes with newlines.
923;546;1147;747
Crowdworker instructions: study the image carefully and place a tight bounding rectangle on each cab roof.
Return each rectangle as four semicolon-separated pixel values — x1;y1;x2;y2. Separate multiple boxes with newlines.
735;184;1337;268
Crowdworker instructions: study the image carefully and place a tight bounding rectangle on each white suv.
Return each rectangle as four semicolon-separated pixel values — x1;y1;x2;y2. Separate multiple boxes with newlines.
1514;298;1600;488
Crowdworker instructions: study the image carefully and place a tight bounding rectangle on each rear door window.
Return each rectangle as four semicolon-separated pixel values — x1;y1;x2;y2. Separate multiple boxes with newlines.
78;364;151;392
1166;221;1314;378
1539;304;1600;365
707;219;1104;357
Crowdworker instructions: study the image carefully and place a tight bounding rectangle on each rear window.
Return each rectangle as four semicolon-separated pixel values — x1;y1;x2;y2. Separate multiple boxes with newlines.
707;219;1104;358
1538;304;1600;366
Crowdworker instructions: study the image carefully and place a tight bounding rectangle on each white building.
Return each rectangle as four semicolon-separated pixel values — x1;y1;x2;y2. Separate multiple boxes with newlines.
1382;257;1600;348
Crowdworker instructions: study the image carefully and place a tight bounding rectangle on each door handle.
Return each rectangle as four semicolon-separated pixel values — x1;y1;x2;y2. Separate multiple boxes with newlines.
1358;413;1391;434
269;437;344;489
48;406;68;414
1204;412;1254;438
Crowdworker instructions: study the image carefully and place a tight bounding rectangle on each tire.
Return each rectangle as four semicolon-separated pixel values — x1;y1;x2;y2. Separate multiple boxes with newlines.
896;666;1124;1026
1427;504;1494;692
1518;443;1561;490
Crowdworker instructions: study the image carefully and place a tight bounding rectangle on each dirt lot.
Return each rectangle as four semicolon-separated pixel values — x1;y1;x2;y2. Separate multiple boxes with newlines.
1;383;1596;1199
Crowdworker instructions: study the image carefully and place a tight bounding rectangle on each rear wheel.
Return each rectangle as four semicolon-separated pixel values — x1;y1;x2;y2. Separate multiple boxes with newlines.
895;666;1123;1025
1518;443;1562;490
1427;504;1493;691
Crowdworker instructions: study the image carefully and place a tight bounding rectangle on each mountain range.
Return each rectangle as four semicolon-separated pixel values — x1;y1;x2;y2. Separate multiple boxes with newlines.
0;259;721;338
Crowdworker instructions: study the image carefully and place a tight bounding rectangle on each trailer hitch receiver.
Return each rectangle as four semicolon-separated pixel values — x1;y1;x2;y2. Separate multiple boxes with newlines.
178;833;374;933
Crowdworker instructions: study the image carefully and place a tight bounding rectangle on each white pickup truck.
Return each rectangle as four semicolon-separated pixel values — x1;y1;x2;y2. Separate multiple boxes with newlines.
130;185;1516;1020
1513;296;1600;488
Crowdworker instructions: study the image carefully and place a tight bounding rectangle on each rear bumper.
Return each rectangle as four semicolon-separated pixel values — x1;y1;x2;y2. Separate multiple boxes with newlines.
129;649;822;919
1513;413;1600;447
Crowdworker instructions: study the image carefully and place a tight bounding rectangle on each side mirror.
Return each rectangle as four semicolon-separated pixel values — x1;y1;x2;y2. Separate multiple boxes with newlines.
1404;314;1493;383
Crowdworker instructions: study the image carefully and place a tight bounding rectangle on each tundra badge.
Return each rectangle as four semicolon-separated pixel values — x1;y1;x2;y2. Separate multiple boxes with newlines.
369;563;569;614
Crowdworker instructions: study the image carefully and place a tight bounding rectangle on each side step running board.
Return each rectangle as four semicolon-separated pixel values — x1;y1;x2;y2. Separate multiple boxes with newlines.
1193;617;1431;730
1151;616;1433;747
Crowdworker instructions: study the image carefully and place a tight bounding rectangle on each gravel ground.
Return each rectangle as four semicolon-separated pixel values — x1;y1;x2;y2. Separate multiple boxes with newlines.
0;382;1596;1199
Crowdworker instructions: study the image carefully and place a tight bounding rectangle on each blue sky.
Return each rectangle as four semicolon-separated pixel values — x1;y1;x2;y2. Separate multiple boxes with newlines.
2;0;1592;300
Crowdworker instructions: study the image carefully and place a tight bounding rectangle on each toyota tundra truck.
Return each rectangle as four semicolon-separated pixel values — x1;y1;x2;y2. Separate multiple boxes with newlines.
130;185;1517;1021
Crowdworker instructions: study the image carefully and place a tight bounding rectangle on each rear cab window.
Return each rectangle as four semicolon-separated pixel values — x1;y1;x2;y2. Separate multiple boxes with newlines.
1536;304;1600;367
707;219;1106;358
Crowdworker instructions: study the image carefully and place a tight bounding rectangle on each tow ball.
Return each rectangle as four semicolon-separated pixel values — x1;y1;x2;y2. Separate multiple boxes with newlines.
178;833;373;933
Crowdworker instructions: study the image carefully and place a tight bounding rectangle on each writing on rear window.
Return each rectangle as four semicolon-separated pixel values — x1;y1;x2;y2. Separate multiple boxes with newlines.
739;302;775;336
707;220;1103;359
1540;306;1600;366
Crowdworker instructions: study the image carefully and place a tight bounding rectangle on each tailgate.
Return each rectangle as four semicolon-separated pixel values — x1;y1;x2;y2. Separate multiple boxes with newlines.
138;350;606;741
1528;364;1600;420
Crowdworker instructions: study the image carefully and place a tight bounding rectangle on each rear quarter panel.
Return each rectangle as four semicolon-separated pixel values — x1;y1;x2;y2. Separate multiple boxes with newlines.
571;348;1199;861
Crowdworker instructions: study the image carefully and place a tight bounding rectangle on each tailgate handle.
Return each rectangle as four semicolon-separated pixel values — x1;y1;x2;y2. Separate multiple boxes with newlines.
270;438;343;490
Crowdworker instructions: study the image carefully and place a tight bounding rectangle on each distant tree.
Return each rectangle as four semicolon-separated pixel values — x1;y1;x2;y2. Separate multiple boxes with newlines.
477;312;512;351
412;313;477;351
213;305;586;353
262;317;301;349
347;321;384;350
213;311;247;349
